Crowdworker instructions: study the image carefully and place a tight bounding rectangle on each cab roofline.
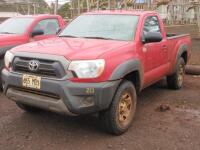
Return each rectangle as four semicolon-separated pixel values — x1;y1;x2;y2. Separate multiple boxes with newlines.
83;10;157;16
13;14;60;18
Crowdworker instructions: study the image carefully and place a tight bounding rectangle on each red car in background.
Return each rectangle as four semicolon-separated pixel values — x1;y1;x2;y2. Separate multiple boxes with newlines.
0;14;65;86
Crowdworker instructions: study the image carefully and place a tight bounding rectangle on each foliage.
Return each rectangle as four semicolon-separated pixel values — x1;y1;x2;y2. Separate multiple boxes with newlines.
0;0;50;14
58;3;71;18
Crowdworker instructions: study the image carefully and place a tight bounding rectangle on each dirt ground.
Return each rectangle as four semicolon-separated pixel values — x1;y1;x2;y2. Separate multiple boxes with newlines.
190;39;200;65
0;75;200;150
0;36;199;150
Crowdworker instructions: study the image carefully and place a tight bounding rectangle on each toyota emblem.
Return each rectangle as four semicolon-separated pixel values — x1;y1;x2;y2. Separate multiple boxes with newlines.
28;60;40;72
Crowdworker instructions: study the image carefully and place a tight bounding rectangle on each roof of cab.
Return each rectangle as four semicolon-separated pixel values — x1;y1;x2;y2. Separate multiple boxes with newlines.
84;10;157;16
14;14;60;19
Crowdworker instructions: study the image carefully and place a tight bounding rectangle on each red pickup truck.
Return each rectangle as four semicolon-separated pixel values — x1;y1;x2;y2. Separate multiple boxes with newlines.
2;11;191;135
0;14;65;86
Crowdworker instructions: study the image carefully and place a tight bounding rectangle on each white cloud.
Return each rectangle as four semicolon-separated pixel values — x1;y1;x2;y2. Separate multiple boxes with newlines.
44;0;69;5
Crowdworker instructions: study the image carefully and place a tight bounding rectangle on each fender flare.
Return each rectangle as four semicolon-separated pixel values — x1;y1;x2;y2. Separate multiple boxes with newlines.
176;44;188;60
0;45;17;57
171;44;188;73
109;59;143;90
169;44;188;75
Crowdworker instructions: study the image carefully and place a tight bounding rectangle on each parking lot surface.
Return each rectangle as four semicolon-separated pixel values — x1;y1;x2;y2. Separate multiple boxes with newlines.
0;75;199;150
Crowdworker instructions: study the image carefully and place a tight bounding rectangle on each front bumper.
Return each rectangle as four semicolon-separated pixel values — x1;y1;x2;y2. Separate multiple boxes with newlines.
2;69;121;115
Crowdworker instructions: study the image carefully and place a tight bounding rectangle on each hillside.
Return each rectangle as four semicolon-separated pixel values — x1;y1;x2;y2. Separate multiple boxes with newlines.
0;0;50;14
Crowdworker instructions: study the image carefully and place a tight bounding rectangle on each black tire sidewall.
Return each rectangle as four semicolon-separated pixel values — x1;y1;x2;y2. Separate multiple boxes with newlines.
174;57;186;88
101;80;137;135
167;57;185;89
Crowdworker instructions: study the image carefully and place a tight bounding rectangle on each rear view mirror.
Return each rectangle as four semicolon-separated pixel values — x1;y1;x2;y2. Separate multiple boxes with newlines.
31;29;44;37
142;32;163;44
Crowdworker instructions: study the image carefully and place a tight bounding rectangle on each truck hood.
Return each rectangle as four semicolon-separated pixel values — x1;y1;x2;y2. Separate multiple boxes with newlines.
11;37;130;60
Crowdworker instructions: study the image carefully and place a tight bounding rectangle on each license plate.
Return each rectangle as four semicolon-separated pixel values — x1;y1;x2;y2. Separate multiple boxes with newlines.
22;74;41;89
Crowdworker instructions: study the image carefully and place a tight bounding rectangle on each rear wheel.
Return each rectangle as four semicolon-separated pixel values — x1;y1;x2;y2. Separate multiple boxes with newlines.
0;58;4;91
99;80;137;135
16;102;40;113
167;57;185;89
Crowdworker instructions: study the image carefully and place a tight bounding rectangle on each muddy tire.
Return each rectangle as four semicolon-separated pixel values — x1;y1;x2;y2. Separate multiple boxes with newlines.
0;82;3;91
167;57;185;90
16;102;40;113
0;58;4;91
99;80;137;135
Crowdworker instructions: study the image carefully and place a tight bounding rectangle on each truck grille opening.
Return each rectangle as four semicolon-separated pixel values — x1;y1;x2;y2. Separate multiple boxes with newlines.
13;87;60;100
12;57;65;78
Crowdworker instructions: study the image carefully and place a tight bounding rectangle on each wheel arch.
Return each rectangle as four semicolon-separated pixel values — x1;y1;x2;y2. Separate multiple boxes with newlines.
170;44;188;74
109;59;143;93
177;44;188;63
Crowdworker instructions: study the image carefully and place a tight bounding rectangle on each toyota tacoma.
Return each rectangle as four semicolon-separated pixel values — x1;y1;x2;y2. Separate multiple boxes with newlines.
2;11;191;135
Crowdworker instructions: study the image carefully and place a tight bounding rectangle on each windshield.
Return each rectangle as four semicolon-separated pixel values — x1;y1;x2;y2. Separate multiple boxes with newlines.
59;15;139;41
0;17;34;34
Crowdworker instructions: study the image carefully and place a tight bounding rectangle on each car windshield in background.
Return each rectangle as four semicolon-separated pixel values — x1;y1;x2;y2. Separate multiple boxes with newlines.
59;15;139;41
0;18;34;34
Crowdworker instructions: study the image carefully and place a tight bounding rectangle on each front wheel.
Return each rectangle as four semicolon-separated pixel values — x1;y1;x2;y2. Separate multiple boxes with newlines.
99;80;137;135
167;57;185;90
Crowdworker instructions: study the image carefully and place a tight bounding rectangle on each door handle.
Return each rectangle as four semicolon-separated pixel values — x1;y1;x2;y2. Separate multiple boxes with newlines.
162;45;167;51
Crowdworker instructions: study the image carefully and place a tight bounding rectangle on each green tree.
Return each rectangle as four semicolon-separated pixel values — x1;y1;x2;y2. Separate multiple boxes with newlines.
0;0;50;15
58;3;71;18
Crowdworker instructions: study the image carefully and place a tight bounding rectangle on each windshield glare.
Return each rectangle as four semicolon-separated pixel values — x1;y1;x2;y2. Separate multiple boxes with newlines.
60;15;139;41
0;18;34;34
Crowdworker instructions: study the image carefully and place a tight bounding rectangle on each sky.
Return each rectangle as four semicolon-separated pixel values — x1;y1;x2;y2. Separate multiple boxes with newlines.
44;0;152;5
44;0;69;5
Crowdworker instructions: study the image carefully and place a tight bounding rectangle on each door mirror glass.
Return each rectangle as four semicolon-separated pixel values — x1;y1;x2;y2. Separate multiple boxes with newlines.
31;29;44;37
142;32;163;44
56;28;62;35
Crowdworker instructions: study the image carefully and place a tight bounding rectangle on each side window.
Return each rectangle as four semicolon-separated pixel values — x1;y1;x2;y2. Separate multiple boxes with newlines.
143;16;161;35
33;19;59;35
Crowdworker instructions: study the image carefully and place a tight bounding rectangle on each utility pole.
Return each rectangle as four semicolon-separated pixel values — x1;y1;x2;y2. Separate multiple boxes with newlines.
33;3;36;14
78;0;80;15
147;0;151;9
54;0;58;14
27;0;30;15
97;0;99;10
197;3;200;36
86;0;90;12
124;0;127;10
108;0;111;10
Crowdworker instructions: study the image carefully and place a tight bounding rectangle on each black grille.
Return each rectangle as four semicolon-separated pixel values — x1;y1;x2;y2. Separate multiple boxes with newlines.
13;87;60;100
12;57;66;78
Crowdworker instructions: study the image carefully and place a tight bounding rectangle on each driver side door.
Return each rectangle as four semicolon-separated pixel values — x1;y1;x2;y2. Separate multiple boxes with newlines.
142;16;165;73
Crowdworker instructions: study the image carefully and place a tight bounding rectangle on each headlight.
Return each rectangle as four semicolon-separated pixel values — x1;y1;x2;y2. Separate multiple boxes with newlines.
4;51;14;68
68;59;105;78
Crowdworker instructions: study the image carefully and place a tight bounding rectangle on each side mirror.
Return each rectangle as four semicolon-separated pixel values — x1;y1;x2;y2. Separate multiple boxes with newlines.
142;32;163;44
56;28;62;35
31;29;44;37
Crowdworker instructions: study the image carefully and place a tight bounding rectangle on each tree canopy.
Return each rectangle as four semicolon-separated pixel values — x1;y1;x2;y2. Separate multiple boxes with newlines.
58;2;71;18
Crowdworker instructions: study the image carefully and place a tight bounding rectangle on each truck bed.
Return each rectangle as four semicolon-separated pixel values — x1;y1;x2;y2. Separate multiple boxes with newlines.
166;33;190;39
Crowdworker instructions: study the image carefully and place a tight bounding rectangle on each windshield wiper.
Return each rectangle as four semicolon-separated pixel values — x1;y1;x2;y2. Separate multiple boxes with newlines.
59;35;114;40
59;35;79;38
0;32;14;34
83;36;113;40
